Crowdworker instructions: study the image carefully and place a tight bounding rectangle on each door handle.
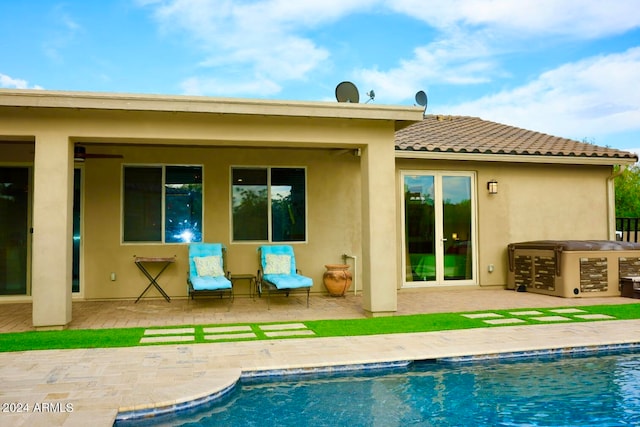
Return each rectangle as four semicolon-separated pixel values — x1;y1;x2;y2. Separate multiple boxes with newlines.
441;238;448;242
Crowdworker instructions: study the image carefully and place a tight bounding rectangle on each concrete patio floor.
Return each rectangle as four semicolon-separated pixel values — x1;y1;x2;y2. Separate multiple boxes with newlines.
2;287;639;333
1;288;640;426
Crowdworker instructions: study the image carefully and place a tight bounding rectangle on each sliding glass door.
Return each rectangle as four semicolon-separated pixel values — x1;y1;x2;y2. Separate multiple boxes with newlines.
0;167;30;295
72;167;82;294
0;166;82;297
402;171;476;286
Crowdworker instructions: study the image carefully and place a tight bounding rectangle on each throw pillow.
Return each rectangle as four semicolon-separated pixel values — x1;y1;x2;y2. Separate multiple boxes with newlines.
264;254;291;275
194;255;224;277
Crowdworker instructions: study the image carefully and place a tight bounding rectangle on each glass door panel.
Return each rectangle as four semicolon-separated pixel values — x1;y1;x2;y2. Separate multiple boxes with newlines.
0;167;29;295
72;168;81;294
403;175;435;282
403;171;476;286
442;176;473;280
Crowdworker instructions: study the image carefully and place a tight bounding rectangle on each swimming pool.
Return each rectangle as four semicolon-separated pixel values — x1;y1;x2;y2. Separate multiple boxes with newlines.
118;351;640;426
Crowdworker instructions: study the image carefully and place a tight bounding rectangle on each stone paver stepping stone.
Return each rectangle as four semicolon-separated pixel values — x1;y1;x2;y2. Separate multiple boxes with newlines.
259;323;307;331
462;313;503;319
203;326;252;333
143;327;195;335
483;318;526;325
140;335;195;343
264;330;316;337
204;333;257;341
531;316;571;322
574;314;616;320
508;311;543;316
549;308;587;314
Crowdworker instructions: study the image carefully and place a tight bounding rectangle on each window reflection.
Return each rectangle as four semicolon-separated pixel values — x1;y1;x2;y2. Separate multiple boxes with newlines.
271;168;305;242
0;167;29;295
231;167;306;242
165;166;203;243
404;175;436;281
123;165;202;243
232;168;268;241
442;176;472;280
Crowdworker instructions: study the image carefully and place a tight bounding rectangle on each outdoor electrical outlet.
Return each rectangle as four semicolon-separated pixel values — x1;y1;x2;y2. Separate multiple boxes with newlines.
110;272;116;281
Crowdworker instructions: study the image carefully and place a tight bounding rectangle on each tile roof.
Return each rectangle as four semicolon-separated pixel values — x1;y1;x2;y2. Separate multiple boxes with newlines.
395;115;637;162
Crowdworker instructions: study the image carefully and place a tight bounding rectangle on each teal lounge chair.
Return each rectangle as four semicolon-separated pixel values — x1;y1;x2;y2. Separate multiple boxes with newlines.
187;243;233;302
257;245;312;308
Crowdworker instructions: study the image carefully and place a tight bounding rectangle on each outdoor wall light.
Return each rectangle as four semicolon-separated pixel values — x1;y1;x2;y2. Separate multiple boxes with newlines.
487;180;498;194
73;146;86;163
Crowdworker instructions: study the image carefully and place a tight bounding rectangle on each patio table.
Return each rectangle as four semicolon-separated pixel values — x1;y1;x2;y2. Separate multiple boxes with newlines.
134;256;175;303
231;273;257;299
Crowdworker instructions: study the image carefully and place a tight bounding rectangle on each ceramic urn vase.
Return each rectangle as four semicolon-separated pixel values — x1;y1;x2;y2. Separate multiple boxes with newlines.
323;264;353;297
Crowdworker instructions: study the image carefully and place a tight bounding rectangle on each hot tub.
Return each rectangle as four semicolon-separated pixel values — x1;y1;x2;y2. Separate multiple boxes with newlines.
507;240;640;298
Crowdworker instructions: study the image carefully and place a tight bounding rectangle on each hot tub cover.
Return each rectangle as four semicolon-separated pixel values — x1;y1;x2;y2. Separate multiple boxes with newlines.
507;240;640;276
508;240;640;252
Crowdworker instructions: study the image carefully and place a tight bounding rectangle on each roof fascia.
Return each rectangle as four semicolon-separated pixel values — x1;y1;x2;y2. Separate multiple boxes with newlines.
0;89;424;123
395;150;638;166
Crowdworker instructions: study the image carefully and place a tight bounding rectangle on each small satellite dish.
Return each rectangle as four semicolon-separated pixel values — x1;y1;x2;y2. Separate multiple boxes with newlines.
365;90;375;103
415;90;428;107
335;81;360;103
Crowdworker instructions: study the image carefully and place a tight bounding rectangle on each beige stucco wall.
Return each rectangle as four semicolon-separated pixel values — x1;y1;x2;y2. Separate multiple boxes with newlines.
0;142;617;300
3;101;410;304
395;158;613;289
81;145;362;299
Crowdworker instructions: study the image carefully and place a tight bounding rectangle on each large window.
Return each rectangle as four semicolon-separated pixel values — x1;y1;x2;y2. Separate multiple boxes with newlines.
123;165;202;243
232;167;306;242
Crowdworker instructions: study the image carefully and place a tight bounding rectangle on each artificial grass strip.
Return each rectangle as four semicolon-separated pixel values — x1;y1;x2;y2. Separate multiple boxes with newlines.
305;312;479;337
0;327;144;352
579;303;640;319
1;303;639;353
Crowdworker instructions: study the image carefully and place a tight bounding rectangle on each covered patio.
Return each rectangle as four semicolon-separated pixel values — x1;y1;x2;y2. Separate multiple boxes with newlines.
1;288;638;333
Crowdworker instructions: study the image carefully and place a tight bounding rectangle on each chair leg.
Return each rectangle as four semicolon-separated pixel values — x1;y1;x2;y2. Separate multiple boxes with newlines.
226;289;233;309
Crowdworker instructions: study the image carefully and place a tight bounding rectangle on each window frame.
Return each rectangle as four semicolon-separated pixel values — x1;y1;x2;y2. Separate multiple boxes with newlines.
230;166;308;244
121;164;204;244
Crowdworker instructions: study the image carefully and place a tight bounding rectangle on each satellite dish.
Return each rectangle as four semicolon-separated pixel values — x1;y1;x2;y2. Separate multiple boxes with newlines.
335;81;360;103
415;90;428;108
365;90;375;103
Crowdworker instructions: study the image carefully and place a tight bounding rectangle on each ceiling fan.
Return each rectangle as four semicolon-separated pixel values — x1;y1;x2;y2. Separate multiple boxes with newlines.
74;145;123;162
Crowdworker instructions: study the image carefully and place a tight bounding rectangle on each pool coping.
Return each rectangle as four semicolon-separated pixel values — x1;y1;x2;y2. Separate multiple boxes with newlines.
114;336;640;423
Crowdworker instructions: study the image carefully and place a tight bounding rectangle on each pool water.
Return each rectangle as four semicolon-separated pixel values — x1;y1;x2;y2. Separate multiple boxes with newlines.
120;351;640;426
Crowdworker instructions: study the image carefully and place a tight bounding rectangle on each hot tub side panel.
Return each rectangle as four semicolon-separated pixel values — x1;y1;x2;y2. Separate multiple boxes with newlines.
507;249;560;296
508;248;640;298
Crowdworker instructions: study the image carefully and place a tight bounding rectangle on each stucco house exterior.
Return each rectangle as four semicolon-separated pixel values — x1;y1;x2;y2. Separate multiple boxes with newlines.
0;89;637;329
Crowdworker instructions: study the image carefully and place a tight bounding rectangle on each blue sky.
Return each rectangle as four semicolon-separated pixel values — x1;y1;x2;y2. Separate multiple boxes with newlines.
2;0;640;152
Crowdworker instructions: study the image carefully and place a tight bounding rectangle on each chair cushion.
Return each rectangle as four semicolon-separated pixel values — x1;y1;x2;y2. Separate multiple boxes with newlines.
194;255;224;277
190;275;232;291
259;245;297;274
263;273;312;290
264;254;291;275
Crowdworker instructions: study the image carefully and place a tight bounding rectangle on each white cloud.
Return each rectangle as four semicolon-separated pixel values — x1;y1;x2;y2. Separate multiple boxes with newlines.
441;47;640;142
0;74;43;90
389;0;640;38
141;0;374;96
355;30;499;102
138;0;640;110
